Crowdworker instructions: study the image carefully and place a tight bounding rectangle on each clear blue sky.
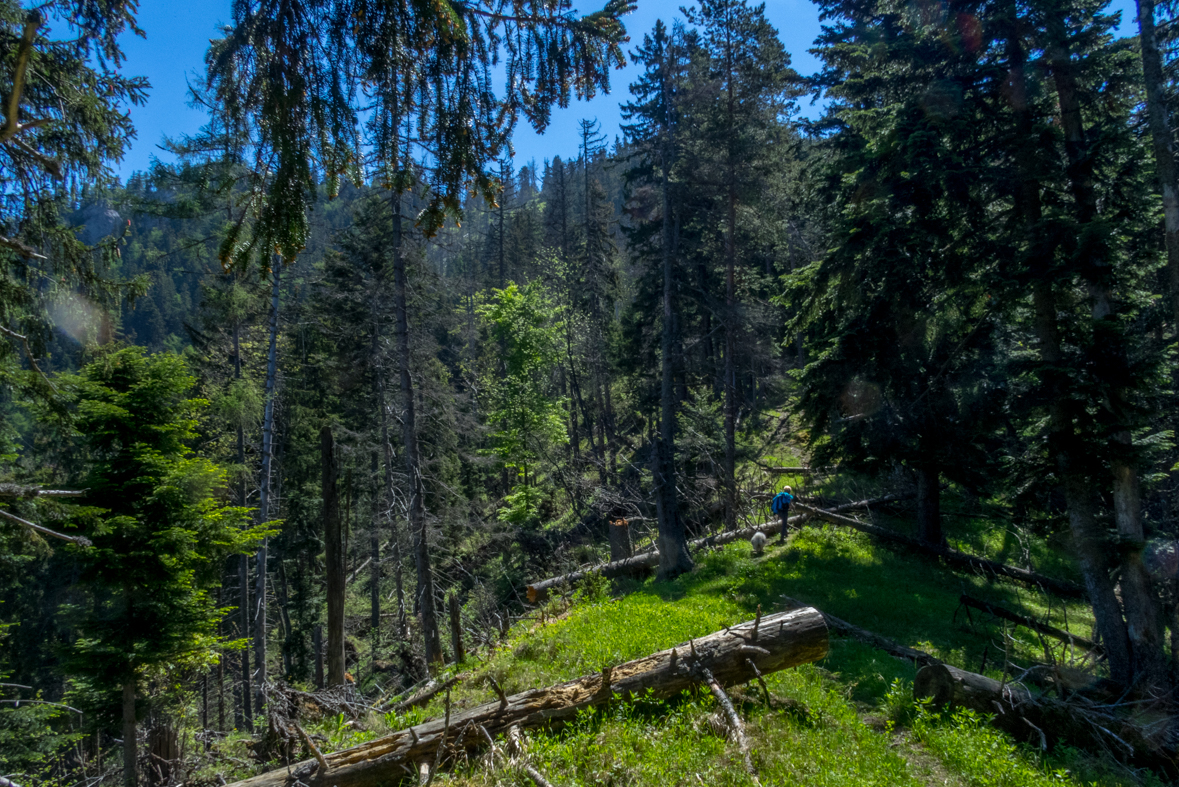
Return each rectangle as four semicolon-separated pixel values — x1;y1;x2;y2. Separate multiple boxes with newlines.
115;0;1139;181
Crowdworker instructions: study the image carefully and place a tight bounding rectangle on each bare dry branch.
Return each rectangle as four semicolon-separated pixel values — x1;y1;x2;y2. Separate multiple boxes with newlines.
0;508;90;546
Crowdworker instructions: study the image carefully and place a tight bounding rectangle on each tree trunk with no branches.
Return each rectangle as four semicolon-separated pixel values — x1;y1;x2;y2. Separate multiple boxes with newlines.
323;427;345;686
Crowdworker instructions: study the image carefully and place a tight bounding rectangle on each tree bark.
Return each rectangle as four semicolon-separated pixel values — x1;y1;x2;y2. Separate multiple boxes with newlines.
122;680;137;787
223;608;828;787
608;519;634;562
1044;12;1161;689
448;593;464;665
1135;0;1179;329
655;32;692;579
323;427;345;686
915;464;941;545
254;261;280;716
1002;5;1133;686
233;320;252;731
313;624;324;690
391;192;442;669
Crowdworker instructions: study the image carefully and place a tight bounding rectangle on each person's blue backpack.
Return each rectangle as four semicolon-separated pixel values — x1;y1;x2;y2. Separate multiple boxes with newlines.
771;490;794;515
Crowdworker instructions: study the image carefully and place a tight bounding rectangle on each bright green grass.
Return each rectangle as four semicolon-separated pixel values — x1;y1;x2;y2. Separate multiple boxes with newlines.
340;522;1145;786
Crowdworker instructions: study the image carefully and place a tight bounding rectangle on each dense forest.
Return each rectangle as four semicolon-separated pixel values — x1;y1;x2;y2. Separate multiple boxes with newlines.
4;0;1179;784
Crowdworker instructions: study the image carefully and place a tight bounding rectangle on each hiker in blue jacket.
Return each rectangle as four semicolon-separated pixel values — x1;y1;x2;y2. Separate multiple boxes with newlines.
772;486;795;542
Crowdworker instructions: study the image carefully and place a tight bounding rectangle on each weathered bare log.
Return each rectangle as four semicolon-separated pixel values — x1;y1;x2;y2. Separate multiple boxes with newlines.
762;466;835;474
958;594;1101;654
915;663;1176;775
796;504;1085;599
225;607;828;787
0;484;84;498
527;493;915;603
381;675;462;714
0;508;91;546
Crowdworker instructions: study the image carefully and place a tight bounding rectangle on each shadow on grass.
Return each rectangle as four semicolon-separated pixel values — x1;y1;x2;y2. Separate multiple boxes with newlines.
637;524;1094;705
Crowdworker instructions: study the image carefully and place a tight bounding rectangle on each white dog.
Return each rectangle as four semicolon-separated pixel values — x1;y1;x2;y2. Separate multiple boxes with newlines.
751;531;767;556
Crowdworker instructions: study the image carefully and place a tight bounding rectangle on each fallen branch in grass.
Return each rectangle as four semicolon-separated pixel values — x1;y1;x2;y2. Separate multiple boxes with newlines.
795;504;1085;599
526;492;916;603
957;594;1101;654
222;607;828;787
698;665;757;780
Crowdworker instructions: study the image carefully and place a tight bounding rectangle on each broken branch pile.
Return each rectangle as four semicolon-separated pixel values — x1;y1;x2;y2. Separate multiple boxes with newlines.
223;607;828;787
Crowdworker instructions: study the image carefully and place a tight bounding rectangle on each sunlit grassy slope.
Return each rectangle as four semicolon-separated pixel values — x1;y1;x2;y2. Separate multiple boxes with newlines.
387;524;1156;787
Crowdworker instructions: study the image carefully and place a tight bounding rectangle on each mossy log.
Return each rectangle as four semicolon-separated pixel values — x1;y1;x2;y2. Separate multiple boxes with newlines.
915;663;1176;775
224;607;828;787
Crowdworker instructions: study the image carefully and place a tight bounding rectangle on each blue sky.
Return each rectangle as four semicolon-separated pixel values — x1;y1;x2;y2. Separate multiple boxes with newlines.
114;0;1139;181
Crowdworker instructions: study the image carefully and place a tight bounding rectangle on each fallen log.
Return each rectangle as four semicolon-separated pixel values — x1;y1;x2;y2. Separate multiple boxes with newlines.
380;675;462;714
780;595;940;668
761;466;835;474
527;492;916;603
225;607;828;787
914;663;1176;775
796;504;1085;599
958;594;1101;654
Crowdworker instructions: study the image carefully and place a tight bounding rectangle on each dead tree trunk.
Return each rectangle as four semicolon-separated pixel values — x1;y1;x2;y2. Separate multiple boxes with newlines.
323;427;345;686
608;519;633;562
122;680;137;787
223;607;827;787
915;663;1176;775
254;261;281;716
448;593;464;665
915;464;941;545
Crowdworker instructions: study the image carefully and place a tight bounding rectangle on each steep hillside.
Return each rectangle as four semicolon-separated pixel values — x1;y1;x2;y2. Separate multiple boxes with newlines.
195;515;1157;787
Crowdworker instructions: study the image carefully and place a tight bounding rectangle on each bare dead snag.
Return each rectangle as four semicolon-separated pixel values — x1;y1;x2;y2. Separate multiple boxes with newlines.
222;608;827;787
381;675;462;714
422;689;450;787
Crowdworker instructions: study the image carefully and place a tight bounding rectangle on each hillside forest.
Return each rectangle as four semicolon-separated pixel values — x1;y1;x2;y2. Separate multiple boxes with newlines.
4;0;1179;785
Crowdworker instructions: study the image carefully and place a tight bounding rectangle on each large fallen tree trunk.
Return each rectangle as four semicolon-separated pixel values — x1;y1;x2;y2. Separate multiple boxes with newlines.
915;663;1175;775
958;594;1101;654
796;504;1085;599
226;607;828;787
527;493;915;603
